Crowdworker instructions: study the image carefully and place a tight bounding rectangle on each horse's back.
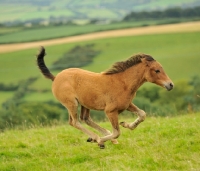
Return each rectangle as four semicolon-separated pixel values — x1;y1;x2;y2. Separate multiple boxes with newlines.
53;68;99;90
52;68;107;109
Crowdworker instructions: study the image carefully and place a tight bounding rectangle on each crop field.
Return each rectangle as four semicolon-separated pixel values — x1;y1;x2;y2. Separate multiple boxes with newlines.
0;30;200;105
0;114;199;171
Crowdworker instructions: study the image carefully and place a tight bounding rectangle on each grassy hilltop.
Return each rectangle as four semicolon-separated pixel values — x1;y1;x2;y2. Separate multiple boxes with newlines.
0;114;199;170
0;0;200;169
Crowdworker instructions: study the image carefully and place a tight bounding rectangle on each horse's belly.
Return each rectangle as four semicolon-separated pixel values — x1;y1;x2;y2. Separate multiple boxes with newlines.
77;93;106;111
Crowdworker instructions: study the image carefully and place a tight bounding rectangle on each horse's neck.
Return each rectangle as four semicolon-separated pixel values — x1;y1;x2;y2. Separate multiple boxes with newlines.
118;64;146;93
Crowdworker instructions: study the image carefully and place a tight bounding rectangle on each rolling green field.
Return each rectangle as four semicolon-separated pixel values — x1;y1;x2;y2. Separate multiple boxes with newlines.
0;22;148;44
1;2;200;169
0;31;200;105
0;114;199;171
0;27;22;35
0;19;185;44
0;22;200;171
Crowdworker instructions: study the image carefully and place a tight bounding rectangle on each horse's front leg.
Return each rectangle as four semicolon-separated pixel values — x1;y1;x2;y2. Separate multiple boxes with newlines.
120;103;146;130
98;110;120;149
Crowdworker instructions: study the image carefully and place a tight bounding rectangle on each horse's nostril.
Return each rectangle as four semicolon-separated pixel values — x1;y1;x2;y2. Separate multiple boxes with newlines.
170;83;174;88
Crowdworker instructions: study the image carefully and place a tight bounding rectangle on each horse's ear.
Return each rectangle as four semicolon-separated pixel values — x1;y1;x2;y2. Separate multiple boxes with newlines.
145;60;151;67
141;57;145;63
141;58;151;67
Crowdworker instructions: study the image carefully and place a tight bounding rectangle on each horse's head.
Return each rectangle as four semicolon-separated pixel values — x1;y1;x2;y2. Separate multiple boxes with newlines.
142;57;174;91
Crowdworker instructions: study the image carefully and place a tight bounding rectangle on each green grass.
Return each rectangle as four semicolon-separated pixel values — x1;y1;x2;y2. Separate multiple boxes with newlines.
0;20;167;44
0;27;23;35
0;31;200;105
0;114;199;170
23;91;55;102
0;18;197;44
0;91;13;105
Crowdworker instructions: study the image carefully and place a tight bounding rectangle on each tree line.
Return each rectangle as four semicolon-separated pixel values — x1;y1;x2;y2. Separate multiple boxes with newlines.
123;6;200;21
52;44;100;70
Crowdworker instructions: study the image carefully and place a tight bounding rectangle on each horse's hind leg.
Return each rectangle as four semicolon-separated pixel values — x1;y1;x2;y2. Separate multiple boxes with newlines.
80;106;111;135
80;106;118;144
120;103;146;130
63;100;100;143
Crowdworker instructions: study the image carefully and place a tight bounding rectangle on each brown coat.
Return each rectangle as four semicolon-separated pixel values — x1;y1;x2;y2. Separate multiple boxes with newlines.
36;46;174;149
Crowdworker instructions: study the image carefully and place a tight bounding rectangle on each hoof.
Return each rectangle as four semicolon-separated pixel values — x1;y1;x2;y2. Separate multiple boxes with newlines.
120;121;125;127
98;144;105;149
120;122;131;129
111;139;119;144
87;137;97;143
87;137;93;142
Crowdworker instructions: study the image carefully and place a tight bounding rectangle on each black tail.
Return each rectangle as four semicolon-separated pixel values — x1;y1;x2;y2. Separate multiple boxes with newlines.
36;46;55;81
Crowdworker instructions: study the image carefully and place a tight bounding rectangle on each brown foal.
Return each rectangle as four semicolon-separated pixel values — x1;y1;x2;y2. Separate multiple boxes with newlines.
36;46;174;149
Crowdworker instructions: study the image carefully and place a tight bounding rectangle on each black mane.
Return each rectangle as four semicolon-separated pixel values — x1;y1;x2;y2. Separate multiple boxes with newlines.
103;53;155;75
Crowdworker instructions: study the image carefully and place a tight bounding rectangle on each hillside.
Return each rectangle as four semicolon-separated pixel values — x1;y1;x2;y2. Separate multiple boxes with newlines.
0;0;200;23
0;114;199;170
0;23;200;110
1;21;200;53
0;22;199;131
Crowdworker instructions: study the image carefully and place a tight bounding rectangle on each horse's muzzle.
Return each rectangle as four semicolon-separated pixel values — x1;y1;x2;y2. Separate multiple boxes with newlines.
164;82;174;91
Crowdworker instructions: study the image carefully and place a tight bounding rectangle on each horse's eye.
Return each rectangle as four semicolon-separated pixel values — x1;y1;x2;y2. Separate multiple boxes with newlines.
155;70;160;73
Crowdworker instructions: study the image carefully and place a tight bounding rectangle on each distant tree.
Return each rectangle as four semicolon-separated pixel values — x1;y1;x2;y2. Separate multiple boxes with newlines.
158;80;191;111
137;85;160;102
123;6;200;21
185;75;200;111
0;101;66;130
52;44;101;70
163;7;182;18
0;83;18;91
